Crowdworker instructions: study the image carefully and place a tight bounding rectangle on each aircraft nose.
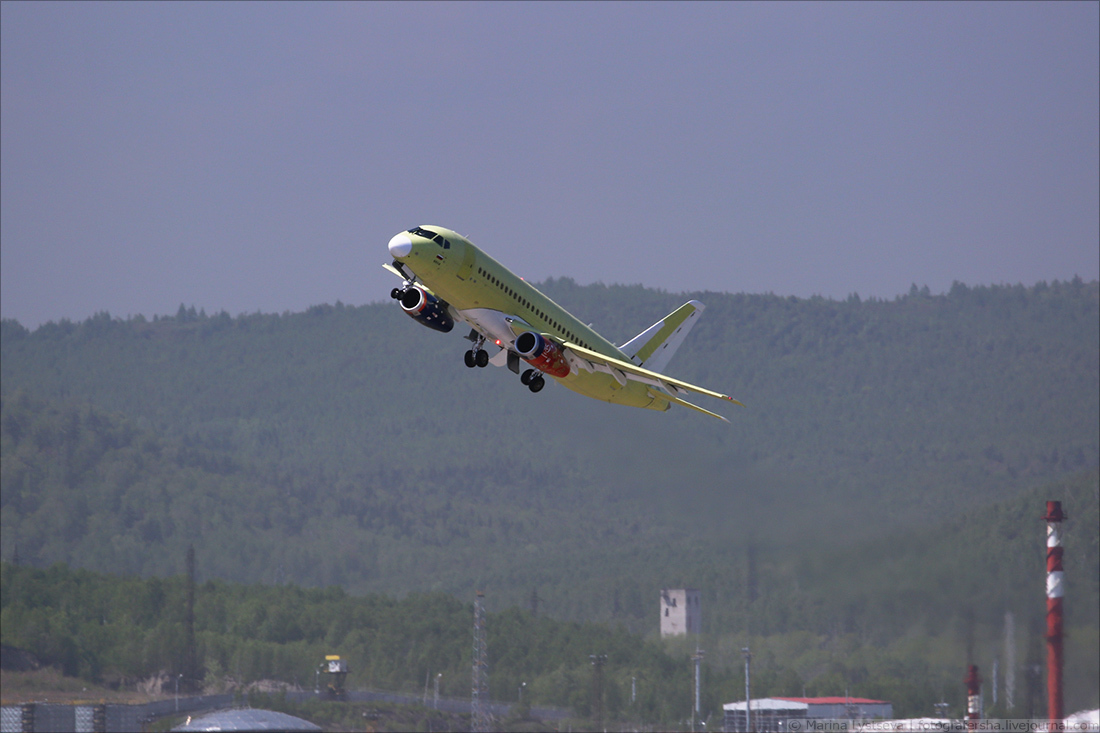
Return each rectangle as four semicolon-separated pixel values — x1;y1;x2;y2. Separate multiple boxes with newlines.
388;232;413;259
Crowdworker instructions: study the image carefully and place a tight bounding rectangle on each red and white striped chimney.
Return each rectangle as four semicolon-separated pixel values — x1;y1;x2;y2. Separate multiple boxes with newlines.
1043;500;1064;724
965;665;982;730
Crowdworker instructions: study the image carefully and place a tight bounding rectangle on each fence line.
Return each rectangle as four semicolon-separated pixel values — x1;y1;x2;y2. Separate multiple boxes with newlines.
2;688;570;732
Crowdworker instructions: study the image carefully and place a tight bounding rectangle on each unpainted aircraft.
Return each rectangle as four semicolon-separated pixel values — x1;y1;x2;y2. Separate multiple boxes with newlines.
385;225;742;422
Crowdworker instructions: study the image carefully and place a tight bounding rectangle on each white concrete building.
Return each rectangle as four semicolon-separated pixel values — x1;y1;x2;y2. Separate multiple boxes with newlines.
659;588;701;636
723;697;894;732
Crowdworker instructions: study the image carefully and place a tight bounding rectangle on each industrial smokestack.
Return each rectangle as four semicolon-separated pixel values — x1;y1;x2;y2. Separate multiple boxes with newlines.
1043;501;1064;724
966;665;982;730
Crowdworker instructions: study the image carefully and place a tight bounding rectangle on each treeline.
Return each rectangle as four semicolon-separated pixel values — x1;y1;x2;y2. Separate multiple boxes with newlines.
3;279;1096;526
0;561;733;724
3;506;1096;725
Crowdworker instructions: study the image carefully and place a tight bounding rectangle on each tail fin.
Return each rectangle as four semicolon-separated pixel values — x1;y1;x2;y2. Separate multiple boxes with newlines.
619;300;704;373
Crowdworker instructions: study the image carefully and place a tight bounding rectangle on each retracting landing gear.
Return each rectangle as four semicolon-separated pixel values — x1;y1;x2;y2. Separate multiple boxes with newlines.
520;369;545;393
464;332;489;368
465;348;489;368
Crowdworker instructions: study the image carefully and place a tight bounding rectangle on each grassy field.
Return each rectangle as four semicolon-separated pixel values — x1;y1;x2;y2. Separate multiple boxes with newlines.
0;667;174;705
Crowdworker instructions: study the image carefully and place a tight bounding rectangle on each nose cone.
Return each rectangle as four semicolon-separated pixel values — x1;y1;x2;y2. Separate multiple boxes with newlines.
388;232;413;259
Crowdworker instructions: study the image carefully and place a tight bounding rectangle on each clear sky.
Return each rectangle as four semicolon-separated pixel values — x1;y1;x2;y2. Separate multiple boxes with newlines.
2;1;1097;329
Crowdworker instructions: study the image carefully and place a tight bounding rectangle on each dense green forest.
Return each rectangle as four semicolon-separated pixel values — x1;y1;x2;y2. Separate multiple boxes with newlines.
1;278;1098;717
2;462;1097;724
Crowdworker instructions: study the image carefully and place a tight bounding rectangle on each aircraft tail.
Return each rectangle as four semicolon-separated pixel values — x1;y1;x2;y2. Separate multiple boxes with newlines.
619;300;704;373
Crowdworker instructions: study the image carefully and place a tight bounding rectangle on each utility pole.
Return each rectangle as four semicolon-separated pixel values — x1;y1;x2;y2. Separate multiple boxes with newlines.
992;658;999;709
743;647;753;733
692;648;705;732
1004;611;1016;712
184;545;197;692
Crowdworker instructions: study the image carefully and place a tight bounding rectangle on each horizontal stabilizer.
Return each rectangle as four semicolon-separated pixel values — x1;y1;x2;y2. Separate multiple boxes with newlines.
647;388;730;423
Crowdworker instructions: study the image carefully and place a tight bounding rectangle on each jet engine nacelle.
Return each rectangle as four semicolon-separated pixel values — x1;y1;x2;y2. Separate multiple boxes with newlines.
514;331;570;378
399;286;454;333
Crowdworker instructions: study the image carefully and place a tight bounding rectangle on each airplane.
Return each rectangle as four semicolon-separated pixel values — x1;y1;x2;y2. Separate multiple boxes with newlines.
385;225;743;422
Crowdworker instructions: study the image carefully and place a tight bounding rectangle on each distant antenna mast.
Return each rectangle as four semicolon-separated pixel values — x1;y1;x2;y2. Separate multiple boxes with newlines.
472;591;490;733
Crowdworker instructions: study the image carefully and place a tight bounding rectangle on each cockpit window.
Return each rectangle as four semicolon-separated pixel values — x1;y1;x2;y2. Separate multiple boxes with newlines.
406;227;451;249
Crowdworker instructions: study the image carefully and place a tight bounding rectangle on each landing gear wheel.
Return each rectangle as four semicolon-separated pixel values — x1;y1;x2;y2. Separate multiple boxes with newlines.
475;349;490;368
528;375;545;393
520;369;535;385
390;288;402;300
464;350;477;368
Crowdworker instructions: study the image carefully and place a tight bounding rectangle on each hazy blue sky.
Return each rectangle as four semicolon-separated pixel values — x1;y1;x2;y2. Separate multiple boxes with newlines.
2;2;1097;328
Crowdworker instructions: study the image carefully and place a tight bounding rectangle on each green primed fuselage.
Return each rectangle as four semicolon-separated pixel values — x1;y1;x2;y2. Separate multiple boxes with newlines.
390;226;671;411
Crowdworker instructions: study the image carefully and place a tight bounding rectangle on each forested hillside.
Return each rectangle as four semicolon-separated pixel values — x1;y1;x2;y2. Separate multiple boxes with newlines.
1;469;1096;721
1;278;1098;715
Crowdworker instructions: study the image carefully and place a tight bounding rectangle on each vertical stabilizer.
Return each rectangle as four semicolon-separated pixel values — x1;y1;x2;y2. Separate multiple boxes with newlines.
619;300;705;373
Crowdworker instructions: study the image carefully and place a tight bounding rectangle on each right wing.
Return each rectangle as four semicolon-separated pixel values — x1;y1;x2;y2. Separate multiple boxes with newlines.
561;340;743;422
502;318;742;415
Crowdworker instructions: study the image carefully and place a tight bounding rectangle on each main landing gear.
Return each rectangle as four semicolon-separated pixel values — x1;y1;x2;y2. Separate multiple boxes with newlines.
520;369;545;393
464;332;490;368
464;348;489;368
461;329;544;393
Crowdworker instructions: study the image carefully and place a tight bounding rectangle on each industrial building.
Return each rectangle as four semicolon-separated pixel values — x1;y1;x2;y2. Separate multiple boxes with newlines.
660;588;701;636
723;696;894;732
